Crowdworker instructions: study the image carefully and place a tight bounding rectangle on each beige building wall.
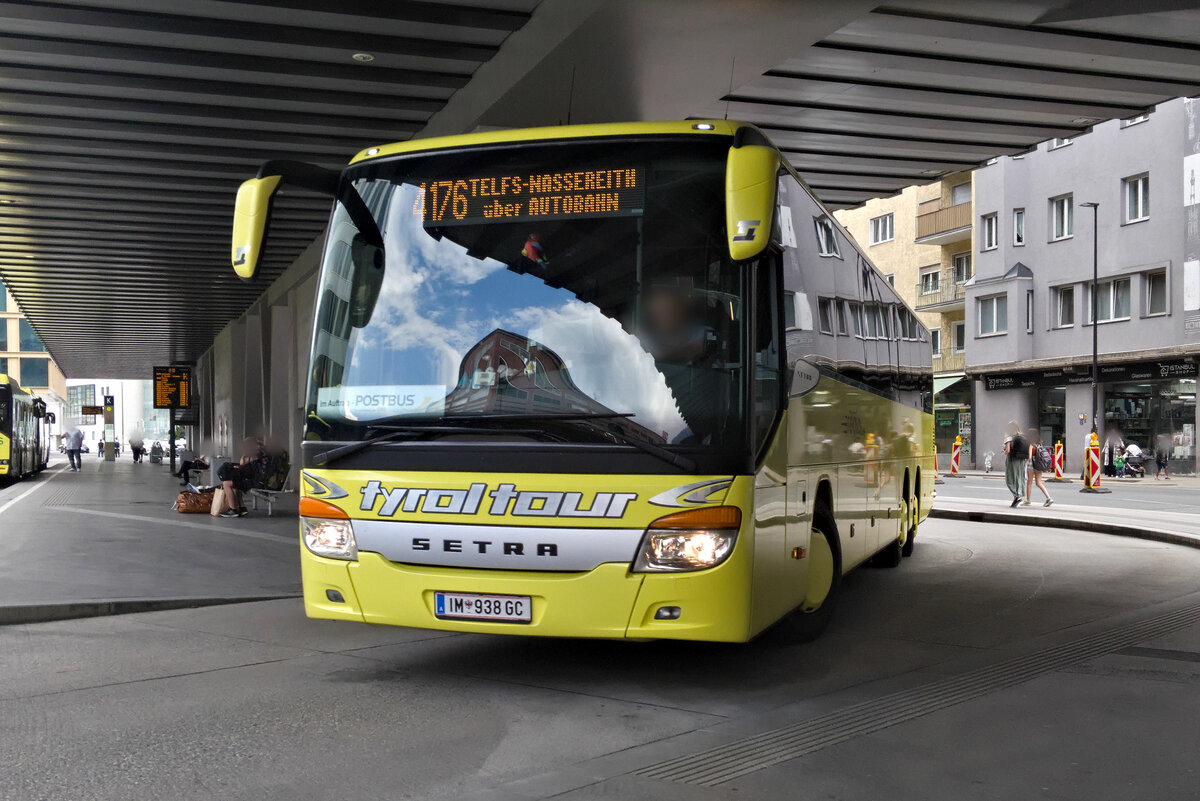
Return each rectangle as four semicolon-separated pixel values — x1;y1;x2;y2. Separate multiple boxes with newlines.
0;281;68;405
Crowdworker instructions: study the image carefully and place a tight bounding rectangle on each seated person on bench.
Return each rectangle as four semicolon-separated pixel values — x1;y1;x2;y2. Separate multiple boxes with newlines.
216;437;269;519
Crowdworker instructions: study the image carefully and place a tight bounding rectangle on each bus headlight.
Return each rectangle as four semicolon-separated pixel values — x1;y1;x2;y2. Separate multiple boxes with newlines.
302;518;358;560
299;497;357;560
633;506;740;572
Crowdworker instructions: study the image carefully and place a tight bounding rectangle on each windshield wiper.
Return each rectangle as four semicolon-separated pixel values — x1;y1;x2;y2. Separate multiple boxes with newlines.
526;413;698;472
310;422;561;467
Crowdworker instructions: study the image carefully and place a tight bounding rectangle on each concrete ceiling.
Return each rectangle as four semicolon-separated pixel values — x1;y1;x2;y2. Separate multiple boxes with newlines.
1;0;1199;377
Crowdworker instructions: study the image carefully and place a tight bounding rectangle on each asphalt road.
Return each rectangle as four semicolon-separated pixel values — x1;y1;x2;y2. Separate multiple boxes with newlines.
5;518;1200;801
934;471;1200;516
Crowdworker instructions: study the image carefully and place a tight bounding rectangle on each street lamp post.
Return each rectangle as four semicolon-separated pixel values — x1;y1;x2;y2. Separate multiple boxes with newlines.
1081;202;1099;435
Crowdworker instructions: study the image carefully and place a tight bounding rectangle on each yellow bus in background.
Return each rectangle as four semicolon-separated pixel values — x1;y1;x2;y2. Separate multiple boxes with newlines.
0;375;51;480
232;121;933;642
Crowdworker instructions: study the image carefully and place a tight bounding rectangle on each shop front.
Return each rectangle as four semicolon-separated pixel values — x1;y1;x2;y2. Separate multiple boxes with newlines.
934;375;972;468
979;359;1198;475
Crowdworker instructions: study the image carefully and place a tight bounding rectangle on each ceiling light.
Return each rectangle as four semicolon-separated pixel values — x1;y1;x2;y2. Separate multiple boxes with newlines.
692;123;715;130
1071;117;1099;125
352;53;375;62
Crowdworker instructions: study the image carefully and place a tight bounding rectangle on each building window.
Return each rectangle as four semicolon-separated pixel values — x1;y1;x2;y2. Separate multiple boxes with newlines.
951;182;971;205
1146;270;1167;316
0;281;7;312
885;273;895;286
20;357;49;387
1055;285;1074;327
836;301;848;335
783;291;797;329
1124;174;1149;223
951;253;972;283
981;214;998;250
1013;208;1025;246
1051;195;1073;241
815;218;841;257
1026;291;1034;333
869;213;894;245
952;321;966;353
0;357;7;375
18;319;45;352
817;298;834;334
850;303;864;337
1090;277;1132;323
1121;114;1150;127
930;328;941;355
1050;137;1072;149
919;268;941;295
979;294;1008;336
877;305;892;339
0;322;7;352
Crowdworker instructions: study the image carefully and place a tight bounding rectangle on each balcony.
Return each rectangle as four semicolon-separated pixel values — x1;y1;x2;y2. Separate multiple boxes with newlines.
932;349;965;373
914;272;967;310
915;201;973;245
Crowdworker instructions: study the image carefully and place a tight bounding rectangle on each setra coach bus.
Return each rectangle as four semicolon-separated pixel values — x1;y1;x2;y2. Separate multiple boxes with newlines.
231;121;933;642
0;374;52;481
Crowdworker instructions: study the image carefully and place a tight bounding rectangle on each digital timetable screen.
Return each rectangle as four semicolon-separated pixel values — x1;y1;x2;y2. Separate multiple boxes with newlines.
153;366;191;409
413;167;644;226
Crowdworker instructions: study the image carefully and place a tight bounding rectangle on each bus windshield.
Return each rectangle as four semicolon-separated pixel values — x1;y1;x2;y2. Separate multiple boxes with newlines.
306;137;753;455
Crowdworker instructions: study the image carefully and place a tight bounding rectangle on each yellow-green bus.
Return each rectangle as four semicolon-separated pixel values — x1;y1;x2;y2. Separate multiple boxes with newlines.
0;375;51;480
232;121;934;642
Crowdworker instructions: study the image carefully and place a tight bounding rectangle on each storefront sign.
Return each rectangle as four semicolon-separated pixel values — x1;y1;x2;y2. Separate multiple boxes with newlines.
983;360;1197;390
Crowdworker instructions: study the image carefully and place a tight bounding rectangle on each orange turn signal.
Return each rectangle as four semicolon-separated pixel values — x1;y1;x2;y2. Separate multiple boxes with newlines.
649;506;741;530
299;497;350;519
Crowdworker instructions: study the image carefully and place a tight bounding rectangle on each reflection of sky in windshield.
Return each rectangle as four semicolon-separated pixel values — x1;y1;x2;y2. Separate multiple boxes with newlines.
342;182;687;438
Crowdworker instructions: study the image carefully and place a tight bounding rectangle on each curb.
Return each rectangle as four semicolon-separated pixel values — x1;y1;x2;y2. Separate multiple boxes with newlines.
928;508;1200;551
0;594;302;626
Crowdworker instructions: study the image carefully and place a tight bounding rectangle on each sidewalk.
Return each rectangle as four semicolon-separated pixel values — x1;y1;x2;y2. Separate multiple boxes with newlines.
940;468;1200;489
0;455;301;623
930;494;1200;550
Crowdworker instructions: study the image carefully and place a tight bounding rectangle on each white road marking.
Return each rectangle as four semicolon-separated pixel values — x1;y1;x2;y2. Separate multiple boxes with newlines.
0;466;67;516
52;505;296;545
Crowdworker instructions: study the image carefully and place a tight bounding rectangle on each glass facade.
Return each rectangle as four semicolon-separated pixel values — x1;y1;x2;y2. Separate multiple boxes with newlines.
18;319;45;352
1037;386;1066;455
1104;379;1196;470
935;379;972;462
20;357;49;387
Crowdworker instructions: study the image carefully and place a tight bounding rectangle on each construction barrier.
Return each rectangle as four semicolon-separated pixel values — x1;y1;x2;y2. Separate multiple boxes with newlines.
1085;444;1101;489
1054;441;1064;479
950;438;961;475
863;433;877;486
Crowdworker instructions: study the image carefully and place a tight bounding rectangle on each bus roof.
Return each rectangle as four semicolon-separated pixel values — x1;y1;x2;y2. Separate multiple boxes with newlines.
348;120;743;166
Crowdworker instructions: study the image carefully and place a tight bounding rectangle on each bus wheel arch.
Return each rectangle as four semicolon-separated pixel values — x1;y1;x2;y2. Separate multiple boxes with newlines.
776;487;842;643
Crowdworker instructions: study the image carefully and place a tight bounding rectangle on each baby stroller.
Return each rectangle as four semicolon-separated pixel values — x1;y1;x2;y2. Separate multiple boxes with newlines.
1124;453;1146;478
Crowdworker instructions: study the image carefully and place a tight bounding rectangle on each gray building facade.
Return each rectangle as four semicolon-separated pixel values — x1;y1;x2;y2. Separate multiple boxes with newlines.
966;97;1200;475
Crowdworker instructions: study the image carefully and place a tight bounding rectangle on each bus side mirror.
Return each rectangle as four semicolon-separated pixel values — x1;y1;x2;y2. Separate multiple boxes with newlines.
726;144;780;262
348;234;385;328
231;175;282;280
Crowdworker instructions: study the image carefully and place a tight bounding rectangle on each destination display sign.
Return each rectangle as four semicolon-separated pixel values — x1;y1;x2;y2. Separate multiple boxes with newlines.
153;366;192;409
413;167;644;226
80;405;104;416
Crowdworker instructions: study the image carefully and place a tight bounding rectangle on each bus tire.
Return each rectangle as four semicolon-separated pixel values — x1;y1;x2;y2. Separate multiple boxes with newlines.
902;489;918;558
873;534;902;568
778;502;842;643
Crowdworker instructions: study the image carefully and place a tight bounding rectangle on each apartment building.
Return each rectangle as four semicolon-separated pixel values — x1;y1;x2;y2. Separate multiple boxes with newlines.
966;97;1199;474
0;280;67;413
835;172;975;466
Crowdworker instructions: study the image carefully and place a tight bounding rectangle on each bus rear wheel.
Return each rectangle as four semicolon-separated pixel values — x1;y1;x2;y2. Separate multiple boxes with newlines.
902;495;918;558
776;502;841;643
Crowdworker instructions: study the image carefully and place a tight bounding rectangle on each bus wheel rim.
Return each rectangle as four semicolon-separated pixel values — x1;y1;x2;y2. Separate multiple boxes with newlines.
804;527;834;611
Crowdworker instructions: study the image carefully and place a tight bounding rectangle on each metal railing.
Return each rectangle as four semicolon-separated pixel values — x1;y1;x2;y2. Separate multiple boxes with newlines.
916;201;972;240
932;349;965;372
914;274;967;308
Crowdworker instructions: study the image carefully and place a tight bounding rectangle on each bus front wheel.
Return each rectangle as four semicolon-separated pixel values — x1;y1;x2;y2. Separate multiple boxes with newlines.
778;502;842;643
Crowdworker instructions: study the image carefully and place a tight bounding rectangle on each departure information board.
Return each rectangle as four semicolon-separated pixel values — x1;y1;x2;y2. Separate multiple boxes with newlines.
153;366;191;409
81;405;104;416
414;167;644;225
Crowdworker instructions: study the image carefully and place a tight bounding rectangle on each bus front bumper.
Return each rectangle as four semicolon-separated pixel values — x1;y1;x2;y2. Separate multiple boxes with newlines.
301;548;754;642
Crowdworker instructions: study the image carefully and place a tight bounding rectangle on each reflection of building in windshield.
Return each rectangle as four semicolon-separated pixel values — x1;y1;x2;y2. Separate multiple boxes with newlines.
444;329;664;444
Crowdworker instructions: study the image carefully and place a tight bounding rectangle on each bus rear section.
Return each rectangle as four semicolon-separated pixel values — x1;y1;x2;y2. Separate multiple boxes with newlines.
231;121;933;643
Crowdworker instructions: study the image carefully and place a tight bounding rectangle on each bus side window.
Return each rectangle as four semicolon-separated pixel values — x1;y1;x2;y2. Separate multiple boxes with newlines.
754;253;785;455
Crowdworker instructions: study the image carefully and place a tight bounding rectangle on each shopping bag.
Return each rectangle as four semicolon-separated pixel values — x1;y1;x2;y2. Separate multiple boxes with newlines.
209;486;228;517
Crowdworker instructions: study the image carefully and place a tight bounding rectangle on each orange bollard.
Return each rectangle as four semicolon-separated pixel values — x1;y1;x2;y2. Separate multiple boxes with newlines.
864;433;877;485
1054;441;1064;479
1081;431;1110;494
951;435;961;475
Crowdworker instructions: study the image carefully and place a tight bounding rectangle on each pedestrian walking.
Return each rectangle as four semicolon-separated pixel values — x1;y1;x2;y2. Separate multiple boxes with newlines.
1155;432;1172;480
1024;428;1054;506
1003;420;1029;508
65;426;84;471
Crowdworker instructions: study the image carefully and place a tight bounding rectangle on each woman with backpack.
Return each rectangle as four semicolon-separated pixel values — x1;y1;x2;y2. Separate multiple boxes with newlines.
1003;421;1028;508
1024;428;1054;507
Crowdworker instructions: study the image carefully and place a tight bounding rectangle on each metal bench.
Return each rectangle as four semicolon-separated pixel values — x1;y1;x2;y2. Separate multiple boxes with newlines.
247;454;292;516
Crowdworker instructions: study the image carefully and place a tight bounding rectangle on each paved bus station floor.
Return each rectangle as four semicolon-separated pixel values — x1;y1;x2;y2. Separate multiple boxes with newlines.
0;457;299;609
2;482;1199;799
